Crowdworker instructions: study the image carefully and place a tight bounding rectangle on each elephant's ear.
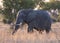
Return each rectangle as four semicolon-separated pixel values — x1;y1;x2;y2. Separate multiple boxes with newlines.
16;9;25;17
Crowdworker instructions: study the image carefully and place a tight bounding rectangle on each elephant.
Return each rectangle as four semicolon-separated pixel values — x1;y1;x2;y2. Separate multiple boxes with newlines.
12;9;52;35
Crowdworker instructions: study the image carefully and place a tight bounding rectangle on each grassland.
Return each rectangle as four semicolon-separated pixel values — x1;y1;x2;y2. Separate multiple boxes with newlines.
0;22;60;43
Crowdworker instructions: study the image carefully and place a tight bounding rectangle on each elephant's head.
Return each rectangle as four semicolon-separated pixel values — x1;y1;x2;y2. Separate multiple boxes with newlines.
12;9;33;35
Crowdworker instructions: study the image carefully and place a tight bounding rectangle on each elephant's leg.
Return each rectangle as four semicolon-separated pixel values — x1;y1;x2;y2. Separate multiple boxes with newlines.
45;27;51;33
27;24;33;33
39;29;43;34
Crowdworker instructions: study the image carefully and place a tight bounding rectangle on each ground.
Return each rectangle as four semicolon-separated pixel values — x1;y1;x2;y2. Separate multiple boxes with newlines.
0;22;60;43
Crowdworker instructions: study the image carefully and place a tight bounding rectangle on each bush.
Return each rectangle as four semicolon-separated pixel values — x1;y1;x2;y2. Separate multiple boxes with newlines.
3;19;12;24
2;0;35;22
57;14;60;22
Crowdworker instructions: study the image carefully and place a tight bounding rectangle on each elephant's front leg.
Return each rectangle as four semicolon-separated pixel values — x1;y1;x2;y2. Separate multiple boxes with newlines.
27;24;33;33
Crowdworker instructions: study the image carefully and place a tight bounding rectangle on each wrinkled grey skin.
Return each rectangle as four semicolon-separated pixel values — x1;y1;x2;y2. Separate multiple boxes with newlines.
12;9;52;35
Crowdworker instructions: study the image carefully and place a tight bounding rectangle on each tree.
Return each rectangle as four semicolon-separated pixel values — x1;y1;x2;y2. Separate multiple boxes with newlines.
2;0;60;23
43;1;60;10
33;0;45;9
2;0;35;22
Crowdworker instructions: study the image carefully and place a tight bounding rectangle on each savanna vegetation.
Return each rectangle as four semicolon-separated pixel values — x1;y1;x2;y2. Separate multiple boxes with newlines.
0;0;60;23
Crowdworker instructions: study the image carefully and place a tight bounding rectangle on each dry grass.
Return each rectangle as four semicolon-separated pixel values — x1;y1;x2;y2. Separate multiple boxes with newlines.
0;22;60;43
